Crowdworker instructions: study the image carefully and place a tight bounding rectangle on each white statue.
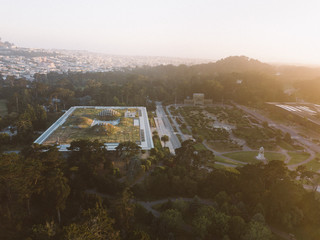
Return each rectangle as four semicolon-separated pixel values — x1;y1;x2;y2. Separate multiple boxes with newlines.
256;146;266;160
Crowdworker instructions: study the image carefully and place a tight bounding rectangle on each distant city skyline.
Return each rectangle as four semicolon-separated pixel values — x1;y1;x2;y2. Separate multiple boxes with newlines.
1;0;320;65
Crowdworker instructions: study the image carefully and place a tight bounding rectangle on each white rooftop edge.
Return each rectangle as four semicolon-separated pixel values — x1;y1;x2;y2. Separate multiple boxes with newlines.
34;106;154;151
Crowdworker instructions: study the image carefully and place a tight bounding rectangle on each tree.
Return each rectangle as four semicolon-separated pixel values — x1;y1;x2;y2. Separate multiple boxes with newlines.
229;216;246;240
23;145;70;223
159;209;183;233
129;230;151;240
47;168;70;224
115;141;141;169
192;215;212;239
113;188;135;234
161;135;169;147
32;221;57;240
68;139;109;177
65;202;120;240
284;132;292;143
116;141;141;159
175;140;198;169
0;153;24;220
16;117;33;143
242;221;273;240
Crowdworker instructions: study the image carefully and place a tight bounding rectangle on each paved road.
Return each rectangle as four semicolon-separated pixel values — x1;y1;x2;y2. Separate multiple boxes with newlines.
155;102;181;154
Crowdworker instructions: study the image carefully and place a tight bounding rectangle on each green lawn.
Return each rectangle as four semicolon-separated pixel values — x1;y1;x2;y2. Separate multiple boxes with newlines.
193;143;207;151
264;152;286;161
278;140;296;151
223;151;286;164
223;151;260;164
0;99;8;117
288;151;310;165
303;153;320;172
207;141;242;152
214;155;243;166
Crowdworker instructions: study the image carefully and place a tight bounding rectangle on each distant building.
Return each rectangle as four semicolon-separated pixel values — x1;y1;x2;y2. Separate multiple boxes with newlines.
184;93;213;105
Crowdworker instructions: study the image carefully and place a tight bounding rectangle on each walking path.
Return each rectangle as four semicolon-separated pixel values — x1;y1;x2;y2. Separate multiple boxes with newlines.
136;197;214;218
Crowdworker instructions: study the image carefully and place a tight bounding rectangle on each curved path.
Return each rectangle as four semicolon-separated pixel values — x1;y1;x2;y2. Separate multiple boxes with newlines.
136;197;214;217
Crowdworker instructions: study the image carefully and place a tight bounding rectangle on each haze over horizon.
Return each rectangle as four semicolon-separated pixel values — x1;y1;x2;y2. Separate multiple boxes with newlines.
1;0;320;66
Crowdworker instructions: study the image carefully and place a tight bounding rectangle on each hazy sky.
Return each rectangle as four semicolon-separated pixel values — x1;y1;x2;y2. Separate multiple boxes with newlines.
1;0;320;64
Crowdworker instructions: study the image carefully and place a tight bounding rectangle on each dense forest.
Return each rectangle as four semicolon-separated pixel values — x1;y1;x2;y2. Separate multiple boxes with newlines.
1;56;320;239
1;139;320;239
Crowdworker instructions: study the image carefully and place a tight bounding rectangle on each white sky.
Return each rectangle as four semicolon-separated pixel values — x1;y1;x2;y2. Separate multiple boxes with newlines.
1;0;320;65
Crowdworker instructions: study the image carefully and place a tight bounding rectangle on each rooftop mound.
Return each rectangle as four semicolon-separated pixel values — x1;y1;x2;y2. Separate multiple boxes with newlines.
91;123;119;135
74;117;93;128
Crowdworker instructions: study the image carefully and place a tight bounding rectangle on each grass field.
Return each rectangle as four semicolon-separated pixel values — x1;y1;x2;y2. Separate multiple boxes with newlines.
278;140;296;151
264;152;287;161
214;155;243;166
193;143;207;151
223;151;286;164
207;140;242;152
304;154;320;172
0;99;8;117
223;151;260;164
288;151;310;165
